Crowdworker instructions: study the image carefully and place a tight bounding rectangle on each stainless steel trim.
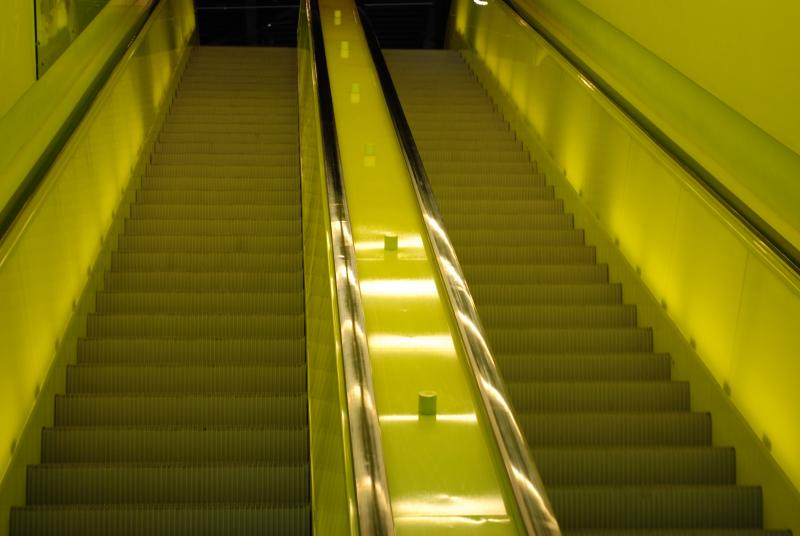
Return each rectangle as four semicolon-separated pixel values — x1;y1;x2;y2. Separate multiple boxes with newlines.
306;0;395;533
356;6;561;535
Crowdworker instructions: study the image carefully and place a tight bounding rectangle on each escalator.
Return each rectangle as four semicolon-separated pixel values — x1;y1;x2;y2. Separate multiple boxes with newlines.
385;48;787;535
9;46;311;535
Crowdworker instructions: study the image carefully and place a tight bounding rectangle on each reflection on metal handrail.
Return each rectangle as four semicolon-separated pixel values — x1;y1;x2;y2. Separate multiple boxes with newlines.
497;0;800;275
306;0;396;533
356;5;561;535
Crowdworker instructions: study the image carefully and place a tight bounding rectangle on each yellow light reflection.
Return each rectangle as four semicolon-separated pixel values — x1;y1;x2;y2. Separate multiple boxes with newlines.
355;236;424;251
578;74;595;91
359;279;438;298
394;494;507;516
368;334;455;353
380;413;478;423
398;516;511;527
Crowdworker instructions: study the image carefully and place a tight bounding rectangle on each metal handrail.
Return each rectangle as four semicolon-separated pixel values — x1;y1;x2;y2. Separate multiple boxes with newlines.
356;5;561;535
497;0;800;275
305;0;395;533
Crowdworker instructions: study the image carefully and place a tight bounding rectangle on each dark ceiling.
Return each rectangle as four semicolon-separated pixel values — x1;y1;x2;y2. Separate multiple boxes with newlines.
194;0;452;48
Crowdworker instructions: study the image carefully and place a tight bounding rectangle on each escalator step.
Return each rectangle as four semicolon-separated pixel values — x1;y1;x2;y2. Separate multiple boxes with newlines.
158;131;295;144
85;313;303;339
10;505;311;536
497;353;670;382
130;204;298;221
95;291;303;315
77;338;304;365
456;245;596;264
41;427;308;464
435;198;564;215
488;327;653;354
443;213;573;230
463;264;609;284
146;163;297;179
480;304;636;328
135;190;299;206
431;169;545;186
27;464;309;505
419;138;524;152
470;284;622;306
162;121;294;134
564;530;789;535
169;97;297;111
548;486;762;529
123;219;300;236
54;395;307;426
176;88;296;99
519;413;711;446
165;112;294;126
507;382;690;412
104;272;301;292
66;365;306;394
170;103;296;116
450;229;583;247
434;185;555;202
424;160;535;175
155;141;296;154
116;235;300;254
110;252;301;272
532;447;735;485
150;152;297;166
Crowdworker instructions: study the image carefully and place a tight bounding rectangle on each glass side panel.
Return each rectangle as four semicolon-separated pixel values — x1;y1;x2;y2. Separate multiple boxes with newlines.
35;0;111;75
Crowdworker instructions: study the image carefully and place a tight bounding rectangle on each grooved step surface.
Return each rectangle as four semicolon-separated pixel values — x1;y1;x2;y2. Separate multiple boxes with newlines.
41;427;309;464
386;48;777;533
10;505;311;536
11;46;310;535
532;447;736;485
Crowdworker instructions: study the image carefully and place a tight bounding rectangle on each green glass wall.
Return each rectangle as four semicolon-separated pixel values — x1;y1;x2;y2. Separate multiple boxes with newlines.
36;0;111;75
298;2;358;533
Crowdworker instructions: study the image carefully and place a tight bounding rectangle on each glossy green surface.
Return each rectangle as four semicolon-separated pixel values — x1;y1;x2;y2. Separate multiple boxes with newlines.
35;0;111;75
319;0;518;532
0;0;194;521
498;0;800;259
450;0;800;530
298;3;358;533
0;0;152;226
0;0;37;119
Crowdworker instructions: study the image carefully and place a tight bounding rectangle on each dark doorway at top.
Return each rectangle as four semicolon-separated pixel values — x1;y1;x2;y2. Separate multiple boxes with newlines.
360;0;452;49
193;0;452;49
195;0;300;46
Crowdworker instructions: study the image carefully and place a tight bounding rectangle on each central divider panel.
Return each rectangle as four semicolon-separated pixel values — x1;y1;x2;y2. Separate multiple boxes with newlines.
317;0;521;533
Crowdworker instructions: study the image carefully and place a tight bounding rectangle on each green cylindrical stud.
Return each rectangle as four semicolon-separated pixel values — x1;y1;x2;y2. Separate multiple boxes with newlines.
363;143;376;167
384;234;398;251
334;9;342;25
350;83;361;104
419;391;437;416
340;40;350;59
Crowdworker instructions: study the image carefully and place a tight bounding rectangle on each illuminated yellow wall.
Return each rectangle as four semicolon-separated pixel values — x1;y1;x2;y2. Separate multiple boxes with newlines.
0;0;37;118
577;0;800;157
0;0;194;528
450;0;800;530
510;0;800;261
